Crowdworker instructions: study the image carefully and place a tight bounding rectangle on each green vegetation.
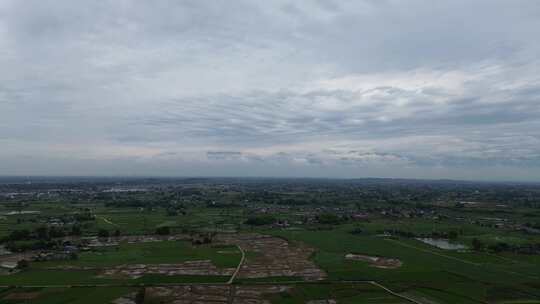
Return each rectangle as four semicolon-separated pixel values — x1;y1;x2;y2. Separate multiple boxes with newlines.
245;215;276;226
1;177;540;303
267;283;410;304
270;227;540;303
32;241;240;269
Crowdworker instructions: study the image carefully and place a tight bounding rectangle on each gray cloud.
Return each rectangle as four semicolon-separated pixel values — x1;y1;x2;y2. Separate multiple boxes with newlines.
1;0;540;180
207;151;243;161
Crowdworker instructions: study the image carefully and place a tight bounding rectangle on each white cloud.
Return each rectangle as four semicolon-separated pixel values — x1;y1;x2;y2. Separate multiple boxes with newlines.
1;0;540;180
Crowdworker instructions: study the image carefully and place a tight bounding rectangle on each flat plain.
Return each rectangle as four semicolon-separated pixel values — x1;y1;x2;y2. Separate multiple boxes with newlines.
1;177;540;303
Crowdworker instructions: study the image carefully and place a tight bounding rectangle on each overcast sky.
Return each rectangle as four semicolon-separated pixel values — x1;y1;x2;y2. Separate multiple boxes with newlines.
1;0;540;180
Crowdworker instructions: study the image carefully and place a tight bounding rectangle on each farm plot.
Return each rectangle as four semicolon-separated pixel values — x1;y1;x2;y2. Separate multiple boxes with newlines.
34;239;241;269
218;233;326;281
145;285;289;304
345;253;402;269
144;282;409;304
99;260;235;279
1;239;241;286
268;282;412;304
270;228;540;303
0;287;134;304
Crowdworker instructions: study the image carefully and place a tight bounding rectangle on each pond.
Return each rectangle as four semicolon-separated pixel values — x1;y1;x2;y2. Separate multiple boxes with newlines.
416;238;468;250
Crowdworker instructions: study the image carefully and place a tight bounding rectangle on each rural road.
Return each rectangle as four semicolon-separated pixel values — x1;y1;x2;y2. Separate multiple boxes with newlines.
369;281;428;304
227;244;245;284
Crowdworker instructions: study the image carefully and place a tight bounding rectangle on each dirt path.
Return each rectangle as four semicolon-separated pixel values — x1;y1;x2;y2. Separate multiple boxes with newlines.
227;284;236;304
98;216;119;227
227;245;245;284
369;281;431;304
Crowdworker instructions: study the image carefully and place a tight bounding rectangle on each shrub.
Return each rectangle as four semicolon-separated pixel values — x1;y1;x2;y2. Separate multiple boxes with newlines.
155;226;171;235
97;229;110;238
245;216;276;226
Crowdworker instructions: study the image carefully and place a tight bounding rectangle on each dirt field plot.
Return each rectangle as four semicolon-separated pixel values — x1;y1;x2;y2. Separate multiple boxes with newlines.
145;285;290;304
345;253;402;269
85;234;189;247
3;291;41;300
101;260;235;279
218;234;326;281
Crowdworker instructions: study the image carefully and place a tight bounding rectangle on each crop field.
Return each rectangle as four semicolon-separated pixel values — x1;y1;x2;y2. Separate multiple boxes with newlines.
2;178;540;303
267;283;412;304
270;227;540;303
33;240;241;268
0;240;240;286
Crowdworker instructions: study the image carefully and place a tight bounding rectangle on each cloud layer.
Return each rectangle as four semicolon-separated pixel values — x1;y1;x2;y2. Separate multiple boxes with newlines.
1;0;540;180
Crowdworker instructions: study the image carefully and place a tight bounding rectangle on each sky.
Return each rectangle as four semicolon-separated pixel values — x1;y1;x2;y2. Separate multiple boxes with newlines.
1;0;540;180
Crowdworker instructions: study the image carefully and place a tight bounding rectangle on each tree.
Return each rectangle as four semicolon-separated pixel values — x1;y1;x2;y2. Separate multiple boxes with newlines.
472;238;484;251
71;225;82;236
8;229;31;241
98;229;110;238
155;226;170;235
489;242;510;253
35;226;49;240
244;216;276;226
16;259;29;269
135;287;145;304
316;213;342;225
166;208;179;216
49;226;66;238
349;227;363;235
69;252;79;260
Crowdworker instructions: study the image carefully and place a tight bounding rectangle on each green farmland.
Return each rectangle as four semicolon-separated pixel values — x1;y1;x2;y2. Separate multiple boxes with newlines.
2;177;540;303
32;240;241;269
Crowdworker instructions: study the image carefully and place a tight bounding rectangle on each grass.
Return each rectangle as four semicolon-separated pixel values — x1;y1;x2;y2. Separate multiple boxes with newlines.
93;207;245;234
32;240;241;269
268;226;540;303
0;241;239;286
267;282;410;304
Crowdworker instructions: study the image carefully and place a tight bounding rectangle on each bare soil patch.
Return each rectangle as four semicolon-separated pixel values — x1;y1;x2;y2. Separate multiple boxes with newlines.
218;233;326;281
345;253;402;269
146;284;290;304
99;260;235;279
3;292;41;300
